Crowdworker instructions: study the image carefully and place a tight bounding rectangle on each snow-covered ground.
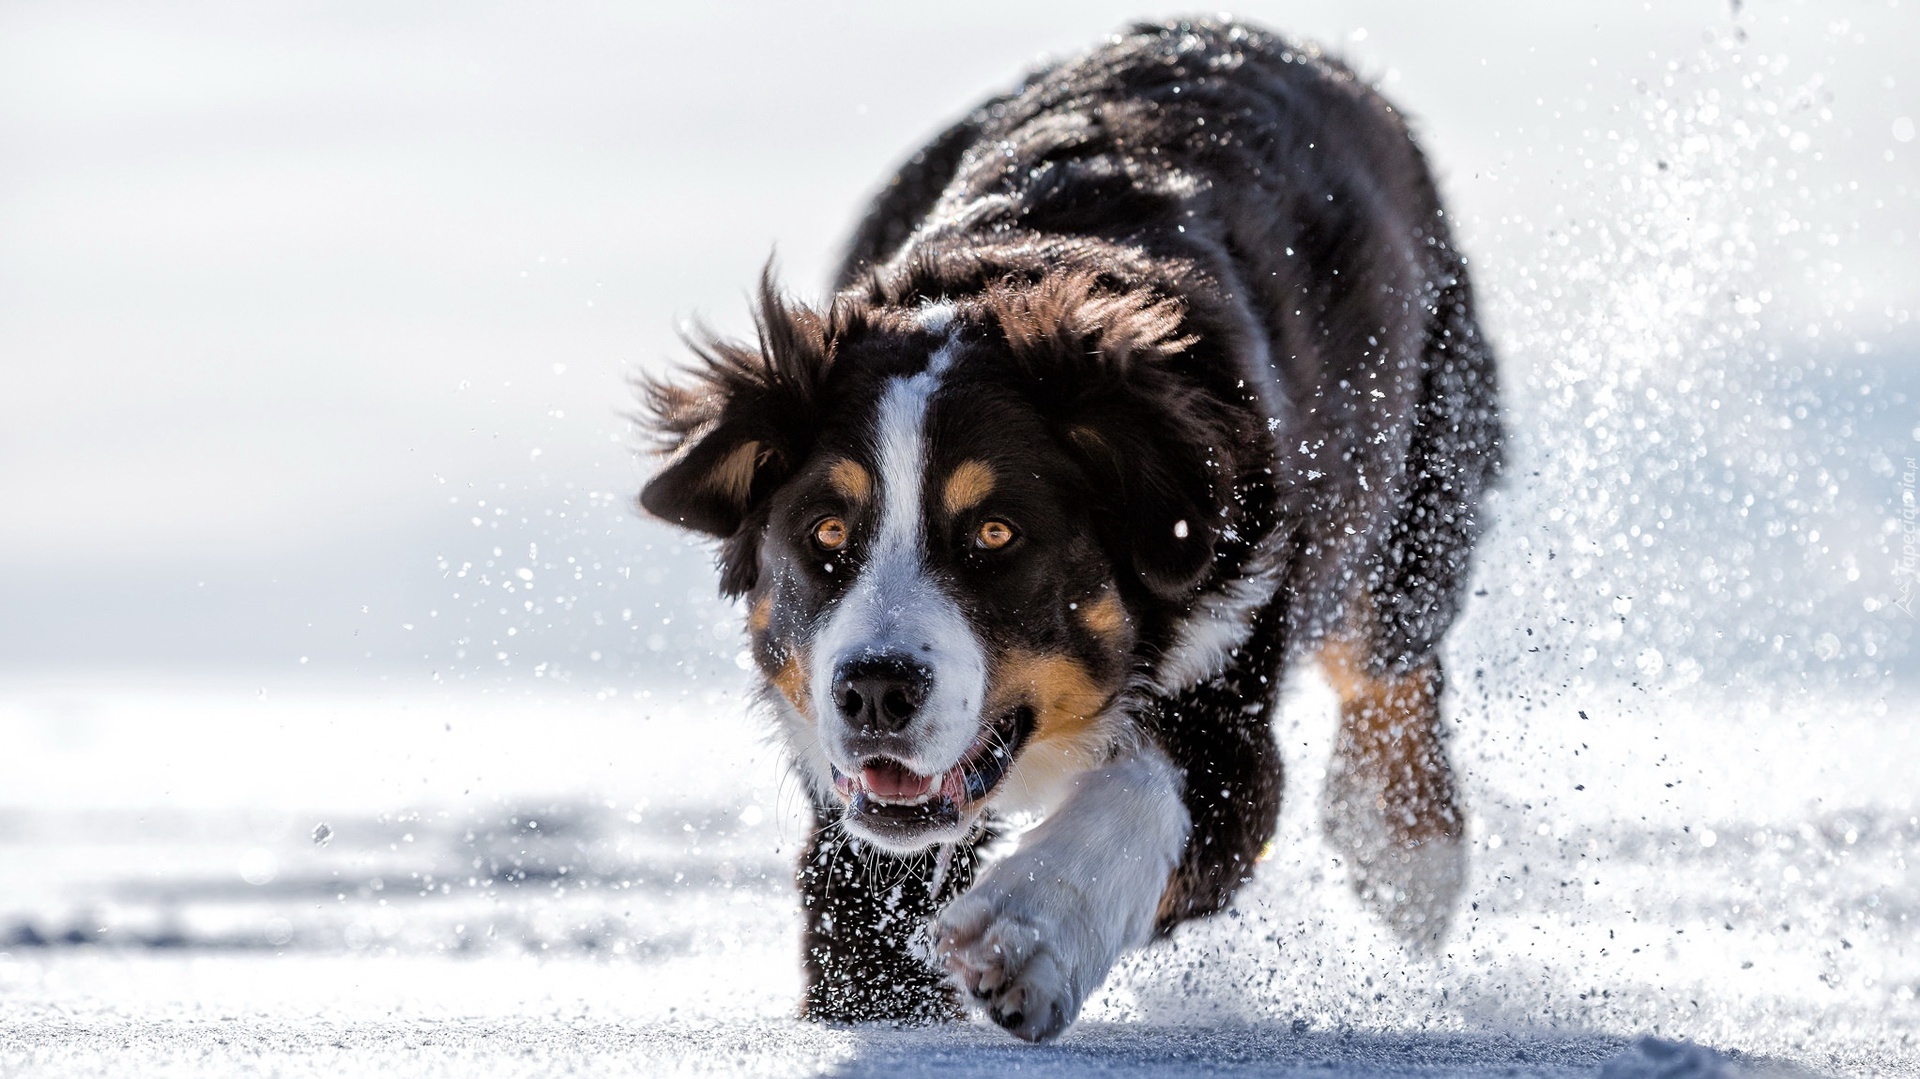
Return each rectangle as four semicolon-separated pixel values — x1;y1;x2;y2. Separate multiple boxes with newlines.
1;672;1912;1077
2;1;1915;1074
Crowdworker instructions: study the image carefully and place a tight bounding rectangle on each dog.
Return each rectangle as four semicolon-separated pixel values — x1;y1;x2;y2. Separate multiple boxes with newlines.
637;18;1501;1042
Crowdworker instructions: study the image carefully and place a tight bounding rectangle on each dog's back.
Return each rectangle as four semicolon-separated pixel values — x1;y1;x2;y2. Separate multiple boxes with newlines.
840;19;1501;667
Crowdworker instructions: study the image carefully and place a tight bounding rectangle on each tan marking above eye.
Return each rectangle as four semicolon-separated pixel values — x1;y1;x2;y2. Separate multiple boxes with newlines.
826;458;872;503
814;517;848;550
975;519;1014;550
942;459;996;515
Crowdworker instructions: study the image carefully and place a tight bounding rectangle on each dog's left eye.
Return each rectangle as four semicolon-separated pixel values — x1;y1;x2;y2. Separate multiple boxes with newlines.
974;519;1016;551
813;517;848;551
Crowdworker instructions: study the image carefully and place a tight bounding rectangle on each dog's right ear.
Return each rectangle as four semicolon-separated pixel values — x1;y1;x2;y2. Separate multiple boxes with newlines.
989;273;1229;601
638;274;836;592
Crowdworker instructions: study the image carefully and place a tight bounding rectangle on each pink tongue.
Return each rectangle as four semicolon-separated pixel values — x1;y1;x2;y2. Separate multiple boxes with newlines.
862;760;934;800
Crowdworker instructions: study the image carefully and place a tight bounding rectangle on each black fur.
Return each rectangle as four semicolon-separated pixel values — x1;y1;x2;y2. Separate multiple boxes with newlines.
797;805;986;1022
638;18;1500;1024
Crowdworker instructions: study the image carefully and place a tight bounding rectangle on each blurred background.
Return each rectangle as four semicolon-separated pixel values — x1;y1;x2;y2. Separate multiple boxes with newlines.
0;1;1915;1071
4;0;1914;690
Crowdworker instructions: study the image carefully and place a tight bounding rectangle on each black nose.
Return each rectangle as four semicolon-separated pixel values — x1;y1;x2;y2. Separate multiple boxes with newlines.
832;654;931;733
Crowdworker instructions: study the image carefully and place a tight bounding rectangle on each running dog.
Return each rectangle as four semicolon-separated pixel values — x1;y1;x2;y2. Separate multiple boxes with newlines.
637;18;1501;1042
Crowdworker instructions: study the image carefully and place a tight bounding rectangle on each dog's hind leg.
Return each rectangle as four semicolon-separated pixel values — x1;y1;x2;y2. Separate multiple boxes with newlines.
1317;232;1497;945
1317;636;1466;946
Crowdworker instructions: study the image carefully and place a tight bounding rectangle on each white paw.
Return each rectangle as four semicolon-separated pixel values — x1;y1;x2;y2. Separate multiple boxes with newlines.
930;871;1106;1042
1324;768;1467;946
1343;826;1468;947
927;745;1186;1041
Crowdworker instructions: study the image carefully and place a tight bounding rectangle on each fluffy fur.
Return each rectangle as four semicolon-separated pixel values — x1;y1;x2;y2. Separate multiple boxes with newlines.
637;19;1500;1041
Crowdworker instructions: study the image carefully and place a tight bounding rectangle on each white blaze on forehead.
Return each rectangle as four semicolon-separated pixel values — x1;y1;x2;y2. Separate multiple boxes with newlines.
811;331;988;778
874;333;958;550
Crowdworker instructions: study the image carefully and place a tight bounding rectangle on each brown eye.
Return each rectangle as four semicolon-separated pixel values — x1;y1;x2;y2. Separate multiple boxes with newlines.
813;517;847;551
975;519;1015;550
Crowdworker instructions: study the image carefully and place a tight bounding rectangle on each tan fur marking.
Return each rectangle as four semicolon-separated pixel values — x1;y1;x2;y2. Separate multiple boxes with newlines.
1318;639;1435;730
771;647;811;718
1317;637;1455;844
747;594;772;634
989;271;1195;368
941;459;996;516
1079;591;1127;641
708;439;762;505
826;458;872;504
988;651;1112;759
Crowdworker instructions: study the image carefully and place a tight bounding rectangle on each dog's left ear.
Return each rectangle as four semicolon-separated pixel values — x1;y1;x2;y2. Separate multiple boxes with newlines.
638;274;836;593
993;275;1230;600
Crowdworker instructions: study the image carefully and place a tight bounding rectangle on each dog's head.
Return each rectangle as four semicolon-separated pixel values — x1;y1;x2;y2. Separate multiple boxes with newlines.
638;272;1228;852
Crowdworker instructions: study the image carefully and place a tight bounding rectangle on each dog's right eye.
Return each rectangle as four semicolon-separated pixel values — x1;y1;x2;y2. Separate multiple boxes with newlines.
975;519;1016;551
812;517;848;551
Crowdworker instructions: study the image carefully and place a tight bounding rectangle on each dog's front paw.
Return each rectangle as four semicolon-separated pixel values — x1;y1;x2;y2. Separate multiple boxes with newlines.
930;876;1102;1043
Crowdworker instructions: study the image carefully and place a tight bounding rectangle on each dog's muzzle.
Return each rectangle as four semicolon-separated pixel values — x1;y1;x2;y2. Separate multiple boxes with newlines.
829;701;1036;848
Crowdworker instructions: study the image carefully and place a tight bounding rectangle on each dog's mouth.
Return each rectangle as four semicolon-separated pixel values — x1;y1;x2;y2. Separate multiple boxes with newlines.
830;705;1036;843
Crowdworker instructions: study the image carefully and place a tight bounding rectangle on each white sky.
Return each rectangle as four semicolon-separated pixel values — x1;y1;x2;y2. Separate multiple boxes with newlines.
0;0;1913;677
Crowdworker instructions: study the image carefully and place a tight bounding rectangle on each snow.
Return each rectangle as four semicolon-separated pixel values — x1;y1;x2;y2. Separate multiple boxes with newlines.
0;674;1912;1076
1;1;1915;1075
